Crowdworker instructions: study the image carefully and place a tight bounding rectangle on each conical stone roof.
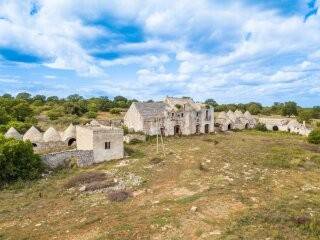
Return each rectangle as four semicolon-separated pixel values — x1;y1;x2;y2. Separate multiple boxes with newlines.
234;109;244;117
4;127;22;140
244;111;252;118
63;124;76;141
43;127;61;142
217;111;227;119
23;126;43;142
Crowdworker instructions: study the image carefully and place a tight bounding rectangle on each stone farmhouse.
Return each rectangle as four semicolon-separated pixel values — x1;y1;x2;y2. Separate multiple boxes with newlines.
124;97;215;136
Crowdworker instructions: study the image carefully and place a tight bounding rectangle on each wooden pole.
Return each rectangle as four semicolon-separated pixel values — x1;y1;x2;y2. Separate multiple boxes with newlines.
156;118;159;154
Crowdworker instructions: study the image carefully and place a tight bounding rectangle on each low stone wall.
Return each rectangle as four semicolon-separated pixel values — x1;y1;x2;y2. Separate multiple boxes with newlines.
124;134;146;143
41;150;94;169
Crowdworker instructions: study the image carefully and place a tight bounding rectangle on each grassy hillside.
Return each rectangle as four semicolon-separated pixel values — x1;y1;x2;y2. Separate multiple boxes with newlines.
1;131;320;239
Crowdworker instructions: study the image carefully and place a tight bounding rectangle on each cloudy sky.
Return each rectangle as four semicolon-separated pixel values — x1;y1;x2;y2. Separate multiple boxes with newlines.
0;0;319;106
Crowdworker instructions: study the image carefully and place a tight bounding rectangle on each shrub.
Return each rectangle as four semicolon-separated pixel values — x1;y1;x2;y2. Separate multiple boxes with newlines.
255;123;268;132
107;190;131;202
110;108;122;114
85;111;97;119
0;136;43;186
150;157;163;164
47;109;64;120
64;172;107;189
308;129;320;145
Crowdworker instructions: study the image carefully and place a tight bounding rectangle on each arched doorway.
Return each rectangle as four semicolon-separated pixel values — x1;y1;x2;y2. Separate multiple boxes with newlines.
205;124;210;134
287;128;291;132
228;124;232;130
273;126;279;131
245;123;249;129
196;124;200;134
160;127;165;136
68;138;76;146
174;125;181;135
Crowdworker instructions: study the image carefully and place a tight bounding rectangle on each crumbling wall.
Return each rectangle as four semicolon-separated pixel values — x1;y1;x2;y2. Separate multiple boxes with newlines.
124;134;146;143
41;150;94;169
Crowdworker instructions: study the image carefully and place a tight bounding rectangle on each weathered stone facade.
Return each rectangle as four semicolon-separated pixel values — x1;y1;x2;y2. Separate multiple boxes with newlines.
41;150;94;169
76;125;124;163
124;97;214;136
215;110;256;131
259;118;312;136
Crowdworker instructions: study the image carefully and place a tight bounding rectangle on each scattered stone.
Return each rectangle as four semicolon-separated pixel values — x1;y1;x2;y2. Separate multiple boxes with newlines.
79;186;86;192
190;206;198;212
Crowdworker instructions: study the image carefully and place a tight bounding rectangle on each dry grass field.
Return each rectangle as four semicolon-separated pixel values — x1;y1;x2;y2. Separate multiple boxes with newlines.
1;131;320;240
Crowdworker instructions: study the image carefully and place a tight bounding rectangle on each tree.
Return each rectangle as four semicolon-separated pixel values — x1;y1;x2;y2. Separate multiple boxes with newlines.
271;102;284;115
247;104;262;115
66;94;84;102
16;92;31;101
282;101;298;117
0;108;10;125
32;95;46;102
312;106;320;119
2;93;13;99
297;109;313;123
12;103;34;122
204;99;218;107
0;136;43;185
47;96;59;102
114;96;127;102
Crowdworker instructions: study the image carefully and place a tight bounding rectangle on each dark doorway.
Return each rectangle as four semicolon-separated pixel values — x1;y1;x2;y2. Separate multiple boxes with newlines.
273;126;279;131
68;138;76;146
32;143;37;147
160;127;165;136
288;128;291;132
245;123;249;129
205;124;210;133
196;124;200;134
174;125;181;135
228;124;232;130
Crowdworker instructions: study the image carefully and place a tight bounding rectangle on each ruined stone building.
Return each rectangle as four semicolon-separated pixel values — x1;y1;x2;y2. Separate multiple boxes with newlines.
76;125;124;163
215;110;256;131
259;118;312;136
124;97;215;136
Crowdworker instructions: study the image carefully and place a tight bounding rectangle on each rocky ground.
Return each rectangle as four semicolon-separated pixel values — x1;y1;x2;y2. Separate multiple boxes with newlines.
0;131;320;239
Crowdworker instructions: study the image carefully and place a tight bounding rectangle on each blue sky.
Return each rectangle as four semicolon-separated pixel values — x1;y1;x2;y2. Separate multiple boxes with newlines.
0;0;319;106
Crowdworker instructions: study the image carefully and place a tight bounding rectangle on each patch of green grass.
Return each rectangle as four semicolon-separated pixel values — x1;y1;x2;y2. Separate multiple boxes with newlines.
176;193;202;205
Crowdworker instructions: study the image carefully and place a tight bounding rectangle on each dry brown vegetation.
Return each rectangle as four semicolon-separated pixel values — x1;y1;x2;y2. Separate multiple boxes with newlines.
1;131;320;239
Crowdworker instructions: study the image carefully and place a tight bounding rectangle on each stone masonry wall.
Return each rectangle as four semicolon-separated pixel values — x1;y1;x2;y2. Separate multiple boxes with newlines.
41;150;94;169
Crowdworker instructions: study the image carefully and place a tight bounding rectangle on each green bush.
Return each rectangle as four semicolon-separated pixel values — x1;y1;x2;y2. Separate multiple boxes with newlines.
0;136;43;186
110;108;122;114
85;111;97;119
255;123;268;132
308;129;320;144
47;108;64;120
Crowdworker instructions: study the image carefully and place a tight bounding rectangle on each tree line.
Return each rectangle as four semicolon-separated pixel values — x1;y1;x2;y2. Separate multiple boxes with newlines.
0;92;137;134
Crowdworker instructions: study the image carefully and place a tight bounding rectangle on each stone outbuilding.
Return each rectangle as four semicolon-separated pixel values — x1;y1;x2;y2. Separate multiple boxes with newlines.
76;125;124;164
4;127;22;140
244;111;256;128
215;110;256;131
43;127;61;142
124;97;215;136
258;118;312;136
23;126;43;146
215;111;233;131
62;124;77;146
